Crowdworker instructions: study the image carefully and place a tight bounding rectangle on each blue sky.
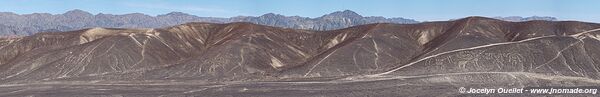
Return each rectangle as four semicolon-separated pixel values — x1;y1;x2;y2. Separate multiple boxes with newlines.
1;0;599;22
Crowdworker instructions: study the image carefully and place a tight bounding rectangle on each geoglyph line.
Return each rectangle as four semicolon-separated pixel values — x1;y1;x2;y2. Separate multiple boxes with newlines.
371;28;600;76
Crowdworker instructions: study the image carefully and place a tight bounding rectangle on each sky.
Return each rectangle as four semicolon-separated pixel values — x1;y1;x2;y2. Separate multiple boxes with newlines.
0;0;599;22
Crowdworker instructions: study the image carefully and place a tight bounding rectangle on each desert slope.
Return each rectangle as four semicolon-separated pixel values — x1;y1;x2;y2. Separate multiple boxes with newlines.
1;17;600;96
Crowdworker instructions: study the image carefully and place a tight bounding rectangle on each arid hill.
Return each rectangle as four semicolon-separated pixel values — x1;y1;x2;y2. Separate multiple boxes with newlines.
0;17;599;96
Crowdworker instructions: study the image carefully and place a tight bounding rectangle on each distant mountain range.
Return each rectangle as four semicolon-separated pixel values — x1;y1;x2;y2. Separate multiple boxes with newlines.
0;9;558;36
492;16;558;22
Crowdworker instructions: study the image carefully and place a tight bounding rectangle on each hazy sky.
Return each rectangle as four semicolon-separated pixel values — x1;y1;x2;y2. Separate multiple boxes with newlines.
1;0;599;22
